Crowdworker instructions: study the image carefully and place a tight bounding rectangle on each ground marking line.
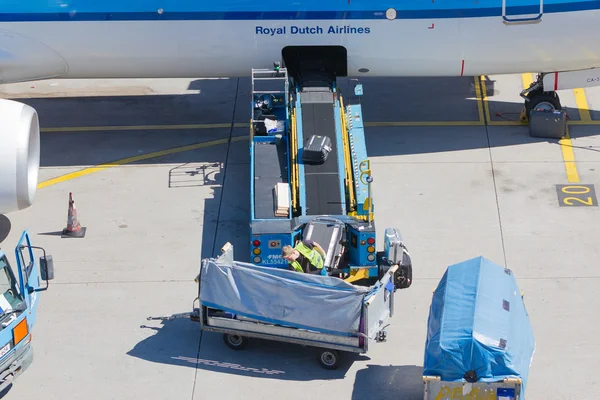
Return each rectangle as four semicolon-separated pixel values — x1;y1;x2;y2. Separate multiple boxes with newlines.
559;127;580;183
574;88;592;122
37;136;248;189
521;73;581;183
474;76;486;124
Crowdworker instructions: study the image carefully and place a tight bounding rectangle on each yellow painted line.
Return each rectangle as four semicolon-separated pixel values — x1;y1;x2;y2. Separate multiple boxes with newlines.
573;88;592;122
521;73;534;90
520;73;581;183
487;119;600;126
40;122;247;133
37;136;248;189
479;75;492;123
40;121;489;132
41;119;600;132
474;76;485;124
559;127;580;183
565;120;600;125
364;121;483;127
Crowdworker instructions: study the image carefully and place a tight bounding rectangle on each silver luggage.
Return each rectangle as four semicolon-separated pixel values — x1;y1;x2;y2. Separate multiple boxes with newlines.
383;228;412;289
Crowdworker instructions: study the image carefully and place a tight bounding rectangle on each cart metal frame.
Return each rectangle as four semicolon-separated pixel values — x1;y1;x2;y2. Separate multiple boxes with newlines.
149;243;399;369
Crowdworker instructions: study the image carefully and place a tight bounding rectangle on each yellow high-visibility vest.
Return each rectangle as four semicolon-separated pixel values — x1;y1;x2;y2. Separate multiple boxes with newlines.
289;242;324;273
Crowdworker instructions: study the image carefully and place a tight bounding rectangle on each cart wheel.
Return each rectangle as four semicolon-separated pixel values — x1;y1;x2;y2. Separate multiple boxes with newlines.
223;333;248;350
318;349;341;370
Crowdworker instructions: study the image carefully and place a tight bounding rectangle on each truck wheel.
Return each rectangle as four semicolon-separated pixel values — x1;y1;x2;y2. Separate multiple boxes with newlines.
223;333;248;350
318;349;341;370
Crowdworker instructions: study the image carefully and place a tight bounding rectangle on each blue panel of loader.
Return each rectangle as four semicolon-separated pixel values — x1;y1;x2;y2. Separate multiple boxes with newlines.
346;104;370;216
423;256;535;397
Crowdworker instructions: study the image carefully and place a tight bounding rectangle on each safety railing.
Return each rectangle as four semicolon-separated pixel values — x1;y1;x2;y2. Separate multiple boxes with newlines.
290;107;299;213
339;95;357;213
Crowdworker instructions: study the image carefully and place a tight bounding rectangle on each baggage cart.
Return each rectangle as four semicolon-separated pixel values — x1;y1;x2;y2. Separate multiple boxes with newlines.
149;242;400;370
422;256;534;400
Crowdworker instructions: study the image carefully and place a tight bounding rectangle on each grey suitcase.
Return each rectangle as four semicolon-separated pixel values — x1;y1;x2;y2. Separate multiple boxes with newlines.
302;135;332;164
529;109;567;139
303;218;345;271
383;228;412;289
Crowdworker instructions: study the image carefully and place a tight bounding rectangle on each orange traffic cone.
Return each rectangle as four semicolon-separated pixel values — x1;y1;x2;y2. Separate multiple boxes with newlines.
62;192;86;238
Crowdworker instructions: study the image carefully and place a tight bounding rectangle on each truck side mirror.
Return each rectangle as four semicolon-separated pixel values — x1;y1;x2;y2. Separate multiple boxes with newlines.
40;255;55;281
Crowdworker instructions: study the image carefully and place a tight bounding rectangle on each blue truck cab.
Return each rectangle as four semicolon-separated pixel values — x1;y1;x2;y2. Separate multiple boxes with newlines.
0;230;54;392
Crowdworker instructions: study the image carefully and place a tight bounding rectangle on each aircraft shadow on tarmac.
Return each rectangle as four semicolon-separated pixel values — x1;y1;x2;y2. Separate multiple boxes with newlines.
5;76;600;170
0;215;11;244
127;317;368;381
351;364;424;400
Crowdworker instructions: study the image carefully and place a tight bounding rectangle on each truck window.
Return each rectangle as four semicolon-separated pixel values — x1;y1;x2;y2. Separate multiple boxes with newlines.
0;256;24;313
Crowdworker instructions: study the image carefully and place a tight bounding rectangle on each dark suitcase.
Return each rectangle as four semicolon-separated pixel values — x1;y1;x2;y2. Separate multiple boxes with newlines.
302;135;332;164
529;109;567;139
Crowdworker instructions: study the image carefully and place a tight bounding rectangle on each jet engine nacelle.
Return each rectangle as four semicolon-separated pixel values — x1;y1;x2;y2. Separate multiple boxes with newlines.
0;99;40;215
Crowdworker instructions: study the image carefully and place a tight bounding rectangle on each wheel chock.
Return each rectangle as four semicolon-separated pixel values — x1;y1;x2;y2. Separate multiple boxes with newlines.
519;107;528;123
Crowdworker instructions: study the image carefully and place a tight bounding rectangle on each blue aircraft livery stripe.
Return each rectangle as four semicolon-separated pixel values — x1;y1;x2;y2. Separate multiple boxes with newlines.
0;1;599;22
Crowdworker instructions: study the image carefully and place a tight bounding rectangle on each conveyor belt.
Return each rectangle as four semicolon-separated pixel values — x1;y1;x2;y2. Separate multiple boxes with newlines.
254;140;289;219
300;88;344;216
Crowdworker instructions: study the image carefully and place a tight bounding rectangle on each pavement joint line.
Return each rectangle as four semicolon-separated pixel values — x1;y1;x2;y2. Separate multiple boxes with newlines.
37;136;248;189
479;75;508;268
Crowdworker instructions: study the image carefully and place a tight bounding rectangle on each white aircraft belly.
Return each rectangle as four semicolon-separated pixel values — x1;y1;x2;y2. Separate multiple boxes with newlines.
1;11;600;81
0;28;68;83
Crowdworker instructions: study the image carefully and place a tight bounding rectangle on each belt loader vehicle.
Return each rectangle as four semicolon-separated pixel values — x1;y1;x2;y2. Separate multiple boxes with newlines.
248;61;412;289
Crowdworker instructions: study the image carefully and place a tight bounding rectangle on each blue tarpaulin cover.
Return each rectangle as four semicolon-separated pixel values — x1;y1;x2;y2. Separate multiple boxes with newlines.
423;256;535;395
199;257;371;336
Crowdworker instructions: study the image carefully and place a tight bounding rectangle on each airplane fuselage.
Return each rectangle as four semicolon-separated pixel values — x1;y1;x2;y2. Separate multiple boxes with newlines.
1;0;600;82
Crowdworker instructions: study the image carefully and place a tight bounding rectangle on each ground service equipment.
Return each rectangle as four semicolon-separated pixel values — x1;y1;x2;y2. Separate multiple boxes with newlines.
422;256;534;400
147;63;413;370
0;230;54;392
248;64;412;289
149;242;399;370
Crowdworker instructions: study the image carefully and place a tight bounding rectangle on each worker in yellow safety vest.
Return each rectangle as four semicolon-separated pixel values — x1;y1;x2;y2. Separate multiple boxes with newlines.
281;240;327;276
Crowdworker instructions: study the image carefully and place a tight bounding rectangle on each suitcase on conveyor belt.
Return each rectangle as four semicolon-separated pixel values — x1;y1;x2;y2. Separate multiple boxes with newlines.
529;109;567;139
302;135;332;164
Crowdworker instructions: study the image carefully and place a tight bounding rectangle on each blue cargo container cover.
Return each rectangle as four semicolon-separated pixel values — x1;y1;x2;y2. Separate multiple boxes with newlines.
423;256;535;394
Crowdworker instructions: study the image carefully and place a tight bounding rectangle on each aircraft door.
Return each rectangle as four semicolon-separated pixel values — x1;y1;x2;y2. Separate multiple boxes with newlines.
502;0;543;24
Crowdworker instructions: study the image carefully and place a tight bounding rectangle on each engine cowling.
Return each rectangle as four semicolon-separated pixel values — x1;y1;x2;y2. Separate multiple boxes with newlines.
0;99;40;215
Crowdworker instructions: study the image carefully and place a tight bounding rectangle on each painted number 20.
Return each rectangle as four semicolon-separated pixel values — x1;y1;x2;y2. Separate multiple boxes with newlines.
561;185;594;206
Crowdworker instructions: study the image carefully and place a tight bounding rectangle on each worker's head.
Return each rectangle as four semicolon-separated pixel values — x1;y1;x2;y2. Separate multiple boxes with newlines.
281;245;298;261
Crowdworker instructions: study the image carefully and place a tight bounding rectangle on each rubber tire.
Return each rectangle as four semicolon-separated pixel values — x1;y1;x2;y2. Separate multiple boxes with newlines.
223;333;249;350
318;349;341;370
525;91;562;119
396;263;413;290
